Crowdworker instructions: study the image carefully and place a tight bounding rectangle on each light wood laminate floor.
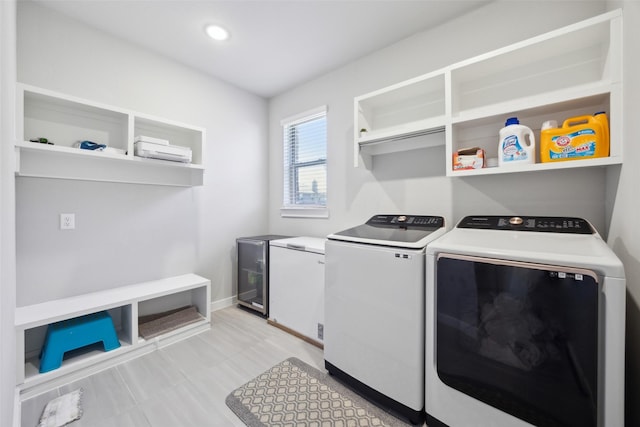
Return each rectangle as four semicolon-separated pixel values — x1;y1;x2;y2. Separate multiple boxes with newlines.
20;306;325;427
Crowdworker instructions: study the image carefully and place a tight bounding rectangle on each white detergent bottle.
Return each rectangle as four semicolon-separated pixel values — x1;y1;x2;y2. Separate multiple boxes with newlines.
498;117;536;166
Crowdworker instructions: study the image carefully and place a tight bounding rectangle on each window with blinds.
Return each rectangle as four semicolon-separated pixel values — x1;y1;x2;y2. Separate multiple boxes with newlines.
281;106;327;212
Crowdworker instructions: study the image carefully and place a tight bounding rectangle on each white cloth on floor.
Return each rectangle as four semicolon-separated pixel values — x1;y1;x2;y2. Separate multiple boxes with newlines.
37;388;83;427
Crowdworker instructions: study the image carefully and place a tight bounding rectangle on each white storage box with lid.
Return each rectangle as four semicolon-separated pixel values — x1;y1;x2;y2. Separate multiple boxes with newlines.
268;237;326;345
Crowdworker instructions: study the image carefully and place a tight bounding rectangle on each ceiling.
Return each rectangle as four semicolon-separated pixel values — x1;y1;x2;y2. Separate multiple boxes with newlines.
33;0;491;98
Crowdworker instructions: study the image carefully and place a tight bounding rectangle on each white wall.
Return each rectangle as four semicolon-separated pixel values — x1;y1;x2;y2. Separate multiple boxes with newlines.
12;0;640;425
268;1;610;239
606;1;640;424
16;1;269;306
1;1;17;425
269;0;640;425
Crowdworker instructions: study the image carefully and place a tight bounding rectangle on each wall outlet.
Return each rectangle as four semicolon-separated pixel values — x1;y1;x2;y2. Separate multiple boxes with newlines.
60;213;75;230
317;323;324;340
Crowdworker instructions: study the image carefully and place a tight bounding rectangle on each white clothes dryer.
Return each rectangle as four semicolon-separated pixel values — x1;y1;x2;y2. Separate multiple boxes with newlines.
325;214;446;425
425;216;625;427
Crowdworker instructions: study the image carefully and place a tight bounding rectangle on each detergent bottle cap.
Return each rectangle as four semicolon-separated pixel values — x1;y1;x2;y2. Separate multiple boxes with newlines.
505;117;520;126
594;111;606;116
541;120;558;130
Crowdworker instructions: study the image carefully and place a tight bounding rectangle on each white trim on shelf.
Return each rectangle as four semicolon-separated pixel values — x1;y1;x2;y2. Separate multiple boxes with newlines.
353;9;623;176
450;156;622;177
16;83;206;186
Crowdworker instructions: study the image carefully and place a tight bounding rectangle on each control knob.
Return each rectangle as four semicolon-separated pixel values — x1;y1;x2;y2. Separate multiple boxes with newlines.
509;216;524;225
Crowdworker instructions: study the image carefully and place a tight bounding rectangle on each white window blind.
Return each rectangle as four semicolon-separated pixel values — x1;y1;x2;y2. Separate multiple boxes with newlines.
281;106;327;212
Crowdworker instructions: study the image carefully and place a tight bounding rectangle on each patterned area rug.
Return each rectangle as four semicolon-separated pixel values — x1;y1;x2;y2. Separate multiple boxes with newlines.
225;357;412;427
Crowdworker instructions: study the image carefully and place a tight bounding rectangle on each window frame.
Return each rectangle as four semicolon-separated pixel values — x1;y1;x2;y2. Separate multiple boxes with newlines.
280;106;328;219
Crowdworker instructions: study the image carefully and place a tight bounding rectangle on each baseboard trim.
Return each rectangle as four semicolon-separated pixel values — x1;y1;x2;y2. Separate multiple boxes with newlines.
267;319;324;349
210;296;236;312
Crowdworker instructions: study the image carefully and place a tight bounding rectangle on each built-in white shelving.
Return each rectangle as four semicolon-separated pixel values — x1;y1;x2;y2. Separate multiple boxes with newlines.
15;274;210;396
16;84;206;186
354;70;447;168
354;9;623;175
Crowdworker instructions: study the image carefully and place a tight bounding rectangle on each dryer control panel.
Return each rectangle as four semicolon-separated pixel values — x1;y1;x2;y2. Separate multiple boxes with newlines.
457;215;594;234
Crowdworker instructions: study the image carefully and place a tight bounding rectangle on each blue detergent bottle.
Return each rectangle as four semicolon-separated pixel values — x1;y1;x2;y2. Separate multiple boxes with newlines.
498;117;536;166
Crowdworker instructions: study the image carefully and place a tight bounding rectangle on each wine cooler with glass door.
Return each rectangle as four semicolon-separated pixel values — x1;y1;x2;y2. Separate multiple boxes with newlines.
236;235;289;316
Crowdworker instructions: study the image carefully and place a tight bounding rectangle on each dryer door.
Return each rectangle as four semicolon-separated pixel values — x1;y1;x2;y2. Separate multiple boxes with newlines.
436;253;599;427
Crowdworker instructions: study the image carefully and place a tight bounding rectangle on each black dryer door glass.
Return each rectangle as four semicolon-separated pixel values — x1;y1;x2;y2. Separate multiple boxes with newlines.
436;254;599;427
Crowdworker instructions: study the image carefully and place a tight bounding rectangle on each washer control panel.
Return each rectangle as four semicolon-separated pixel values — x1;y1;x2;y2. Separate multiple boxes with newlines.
366;215;444;229
457;215;594;234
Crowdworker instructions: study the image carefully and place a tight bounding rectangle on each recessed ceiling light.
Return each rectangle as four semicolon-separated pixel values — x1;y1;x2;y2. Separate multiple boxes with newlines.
205;24;229;41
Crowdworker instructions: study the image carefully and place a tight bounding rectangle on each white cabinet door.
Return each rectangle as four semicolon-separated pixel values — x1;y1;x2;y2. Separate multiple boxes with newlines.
269;246;324;343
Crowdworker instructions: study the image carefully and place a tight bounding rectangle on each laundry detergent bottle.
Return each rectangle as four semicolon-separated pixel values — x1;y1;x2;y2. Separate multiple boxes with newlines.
498;117;536;166
539;114;609;162
594;111;610;148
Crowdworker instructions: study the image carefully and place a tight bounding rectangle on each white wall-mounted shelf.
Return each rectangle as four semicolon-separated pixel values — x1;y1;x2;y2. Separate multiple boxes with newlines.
16;84;206;186
353;9;623;175
15;274;210;396
354;70;446;167
452;156;621;177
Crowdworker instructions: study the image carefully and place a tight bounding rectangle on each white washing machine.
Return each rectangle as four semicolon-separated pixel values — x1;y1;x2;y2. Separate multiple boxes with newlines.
425;216;625;427
325;214;446;425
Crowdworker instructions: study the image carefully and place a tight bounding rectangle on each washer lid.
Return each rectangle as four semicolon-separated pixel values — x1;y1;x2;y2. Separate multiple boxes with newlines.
328;214;445;248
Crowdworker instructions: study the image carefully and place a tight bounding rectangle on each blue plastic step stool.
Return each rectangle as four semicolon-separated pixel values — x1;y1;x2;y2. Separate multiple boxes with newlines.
39;311;120;373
